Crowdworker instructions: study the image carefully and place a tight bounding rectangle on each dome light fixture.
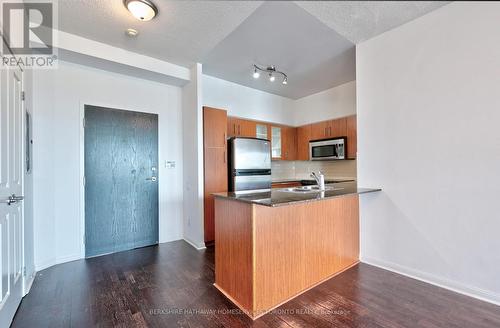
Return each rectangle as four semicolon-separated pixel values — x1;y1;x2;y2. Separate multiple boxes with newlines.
252;65;288;85
124;0;158;21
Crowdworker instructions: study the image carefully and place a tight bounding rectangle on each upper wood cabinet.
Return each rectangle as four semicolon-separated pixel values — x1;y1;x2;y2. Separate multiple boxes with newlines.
227;117;256;138
296;124;311;161
281;126;297;161
204;107;227;148
310;118;347;141
223;114;356;162
310;120;330;141
330;118;347;138
346;115;357;159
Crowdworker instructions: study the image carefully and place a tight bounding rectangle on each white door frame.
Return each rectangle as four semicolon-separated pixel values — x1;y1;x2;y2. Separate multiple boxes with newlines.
0;36;26;326
78;101;162;259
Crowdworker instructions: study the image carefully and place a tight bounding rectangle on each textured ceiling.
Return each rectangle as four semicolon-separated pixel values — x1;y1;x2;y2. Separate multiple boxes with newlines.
295;1;450;44
57;0;263;67
202;1;355;99
55;1;449;98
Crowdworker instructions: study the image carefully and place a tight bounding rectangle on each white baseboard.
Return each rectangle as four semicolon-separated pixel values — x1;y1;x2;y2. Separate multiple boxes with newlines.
183;237;206;250
361;256;500;307
23;273;36;296
35;253;82;272
35;258;56;272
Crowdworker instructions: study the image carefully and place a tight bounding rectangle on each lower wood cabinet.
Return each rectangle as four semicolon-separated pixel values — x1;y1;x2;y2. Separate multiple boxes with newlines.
203;147;227;242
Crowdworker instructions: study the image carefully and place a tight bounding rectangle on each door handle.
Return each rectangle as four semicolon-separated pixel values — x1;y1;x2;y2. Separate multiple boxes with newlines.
1;194;24;206
146;177;157;182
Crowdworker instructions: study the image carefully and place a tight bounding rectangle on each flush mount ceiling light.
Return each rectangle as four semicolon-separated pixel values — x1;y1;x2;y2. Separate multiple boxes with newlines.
252;65;288;85
124;0;158;21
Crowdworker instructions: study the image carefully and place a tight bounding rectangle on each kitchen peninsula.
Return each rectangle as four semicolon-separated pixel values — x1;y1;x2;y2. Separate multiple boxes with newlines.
213;182;380;319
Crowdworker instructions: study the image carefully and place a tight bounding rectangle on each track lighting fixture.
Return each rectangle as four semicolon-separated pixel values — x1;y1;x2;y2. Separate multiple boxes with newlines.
252;65;287;85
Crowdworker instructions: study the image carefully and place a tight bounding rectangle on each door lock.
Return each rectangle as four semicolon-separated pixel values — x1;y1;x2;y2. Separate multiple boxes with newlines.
1;194;24;206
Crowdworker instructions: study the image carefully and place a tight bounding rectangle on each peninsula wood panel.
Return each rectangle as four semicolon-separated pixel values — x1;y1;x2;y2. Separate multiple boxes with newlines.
214;198;253;311
214;195;360;318
252;195;359;314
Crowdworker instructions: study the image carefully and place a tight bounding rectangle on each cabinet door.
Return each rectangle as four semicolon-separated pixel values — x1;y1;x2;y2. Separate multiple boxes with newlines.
346;115;357;159
227;117;237;137
203;107;227;148
238;119;257;138
329;117;347;138
256;123;269;140
203;147;227;242
310;121;329;141
282;127;297;160
271;126;282;159
296;124;311;161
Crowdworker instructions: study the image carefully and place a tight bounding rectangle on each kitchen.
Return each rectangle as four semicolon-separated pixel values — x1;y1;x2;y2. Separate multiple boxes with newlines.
202;83;380;317
5;1;500;327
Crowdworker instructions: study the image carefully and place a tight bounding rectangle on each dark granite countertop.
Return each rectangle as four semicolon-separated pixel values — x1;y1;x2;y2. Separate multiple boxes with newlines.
214;182;381;207
272;178;355;184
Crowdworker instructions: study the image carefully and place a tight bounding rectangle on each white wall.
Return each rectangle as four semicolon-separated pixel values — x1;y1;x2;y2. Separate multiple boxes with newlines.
182;64;206;249
357;2;500;305
32;61;184;270
203;75;295;125
293;81;356;126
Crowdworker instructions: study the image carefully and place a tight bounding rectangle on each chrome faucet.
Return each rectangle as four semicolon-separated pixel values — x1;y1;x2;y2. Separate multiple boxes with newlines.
310;171;325;191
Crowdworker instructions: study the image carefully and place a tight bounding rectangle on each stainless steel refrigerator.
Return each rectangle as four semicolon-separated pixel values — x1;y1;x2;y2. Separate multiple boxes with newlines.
228;137;271;192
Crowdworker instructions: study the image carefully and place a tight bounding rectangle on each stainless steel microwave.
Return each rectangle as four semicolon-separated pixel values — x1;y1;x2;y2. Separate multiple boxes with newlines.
309;137;346;160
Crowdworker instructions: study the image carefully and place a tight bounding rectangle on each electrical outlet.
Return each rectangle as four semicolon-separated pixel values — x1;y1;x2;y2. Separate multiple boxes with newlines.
166;160;176;169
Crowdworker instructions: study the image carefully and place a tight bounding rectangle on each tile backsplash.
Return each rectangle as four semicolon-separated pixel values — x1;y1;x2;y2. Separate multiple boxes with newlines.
272;160;357;181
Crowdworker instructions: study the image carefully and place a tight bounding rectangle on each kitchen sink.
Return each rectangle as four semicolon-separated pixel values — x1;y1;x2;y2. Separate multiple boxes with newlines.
278;185;343;193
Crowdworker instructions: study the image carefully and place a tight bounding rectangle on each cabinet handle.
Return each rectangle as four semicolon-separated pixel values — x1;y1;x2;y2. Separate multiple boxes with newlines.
329;127;332;136
233;124;235;134
223;133;226;145
238;125;241;135
224;151;226;163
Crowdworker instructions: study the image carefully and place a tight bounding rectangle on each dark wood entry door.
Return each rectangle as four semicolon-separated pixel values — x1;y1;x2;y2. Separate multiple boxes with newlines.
84;105;159;257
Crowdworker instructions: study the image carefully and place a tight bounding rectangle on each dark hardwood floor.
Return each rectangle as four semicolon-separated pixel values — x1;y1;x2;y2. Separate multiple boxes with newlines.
12;240;500;327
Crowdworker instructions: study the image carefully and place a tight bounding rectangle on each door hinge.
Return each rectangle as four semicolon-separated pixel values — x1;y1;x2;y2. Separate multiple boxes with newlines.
83;176;86;186
22;266;26;276
83;117;86;128
21;91;25;101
